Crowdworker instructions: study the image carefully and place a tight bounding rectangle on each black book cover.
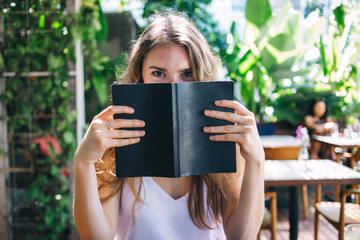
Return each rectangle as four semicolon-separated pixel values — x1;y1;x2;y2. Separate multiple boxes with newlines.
111;81;236;178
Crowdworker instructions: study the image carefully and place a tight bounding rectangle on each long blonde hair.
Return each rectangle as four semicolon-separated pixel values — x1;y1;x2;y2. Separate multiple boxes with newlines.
121;12;220;83
97;12;236;230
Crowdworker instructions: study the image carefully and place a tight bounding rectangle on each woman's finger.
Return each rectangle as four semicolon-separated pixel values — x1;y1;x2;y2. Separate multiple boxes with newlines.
106;129;145;139
106;137;141;148
214;100;253;116
208;133;244;142
97;105;134;120
203;125;247;134
107;118;145;129
204;109;255;126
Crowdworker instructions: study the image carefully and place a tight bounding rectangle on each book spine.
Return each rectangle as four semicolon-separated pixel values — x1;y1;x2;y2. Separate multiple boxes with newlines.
172;83;180;177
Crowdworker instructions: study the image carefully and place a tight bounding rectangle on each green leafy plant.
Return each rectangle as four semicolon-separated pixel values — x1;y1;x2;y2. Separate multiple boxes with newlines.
316;3;360;122
1;0;112;238
224;0;327;122
72;0;112;110
273;2;360;126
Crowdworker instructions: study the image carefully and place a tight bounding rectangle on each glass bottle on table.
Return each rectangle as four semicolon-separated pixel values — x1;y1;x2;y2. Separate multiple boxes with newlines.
331;122;339;138
296;126;310;161
298;143;309;161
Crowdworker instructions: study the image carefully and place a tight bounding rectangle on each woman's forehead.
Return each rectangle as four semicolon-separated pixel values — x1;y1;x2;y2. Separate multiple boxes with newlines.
144;44;190;67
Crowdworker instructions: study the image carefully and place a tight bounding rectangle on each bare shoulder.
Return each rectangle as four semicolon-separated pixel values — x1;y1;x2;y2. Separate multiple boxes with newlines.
305;115;313;122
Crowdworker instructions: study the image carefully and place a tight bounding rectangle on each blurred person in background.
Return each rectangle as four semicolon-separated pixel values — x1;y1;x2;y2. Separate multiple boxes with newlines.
304;98;335;159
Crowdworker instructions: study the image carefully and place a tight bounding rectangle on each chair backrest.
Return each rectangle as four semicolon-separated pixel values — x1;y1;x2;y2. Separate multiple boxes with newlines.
351;148;360;160
264;146;300;160
349;148;360;168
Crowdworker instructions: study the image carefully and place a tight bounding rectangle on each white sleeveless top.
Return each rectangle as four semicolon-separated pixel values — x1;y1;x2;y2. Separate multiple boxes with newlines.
114;177;226;240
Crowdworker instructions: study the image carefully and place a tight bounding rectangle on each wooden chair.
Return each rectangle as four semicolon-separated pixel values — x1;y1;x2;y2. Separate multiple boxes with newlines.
314;185;360;240
263;146;309;219
258;191;277;240
342;147;360;169
334;147;360;202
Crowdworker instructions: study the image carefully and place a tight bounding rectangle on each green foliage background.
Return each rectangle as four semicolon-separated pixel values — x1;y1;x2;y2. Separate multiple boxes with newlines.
1;0;113;238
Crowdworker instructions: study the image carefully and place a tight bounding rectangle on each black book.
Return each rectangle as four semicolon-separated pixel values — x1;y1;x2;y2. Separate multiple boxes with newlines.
111;81;236;178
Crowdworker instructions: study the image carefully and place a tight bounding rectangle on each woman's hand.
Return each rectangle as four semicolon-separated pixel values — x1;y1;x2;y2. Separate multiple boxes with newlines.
74;105;145;165
203;100;264;165
204;100;265;239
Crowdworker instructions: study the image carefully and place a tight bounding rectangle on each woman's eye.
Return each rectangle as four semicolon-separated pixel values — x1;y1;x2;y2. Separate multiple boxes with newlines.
152;71;165;77
182;71;193;78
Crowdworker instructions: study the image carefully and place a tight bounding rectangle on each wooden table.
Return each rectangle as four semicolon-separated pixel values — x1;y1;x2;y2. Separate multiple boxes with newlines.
313;135;360;147
313;135;360;201
313;135;360;162
265;159;360;240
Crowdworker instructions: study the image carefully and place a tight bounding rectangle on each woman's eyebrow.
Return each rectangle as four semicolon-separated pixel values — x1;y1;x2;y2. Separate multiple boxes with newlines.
180;68;192;72
149;66;166;71
149;66;192;72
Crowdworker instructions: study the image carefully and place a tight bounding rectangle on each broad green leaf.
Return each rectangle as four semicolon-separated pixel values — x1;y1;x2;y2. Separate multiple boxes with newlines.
255;1;291;48
91;70;109;105
270;68;311;80
260;47;277;71
331;37;339;74
270;56;296;73
245;0;272;29
230;21;240;44
265;44;297;64
333;4;346;36
319;36;327;76
268;33;295;51
96;1;108;43
239;51;258;75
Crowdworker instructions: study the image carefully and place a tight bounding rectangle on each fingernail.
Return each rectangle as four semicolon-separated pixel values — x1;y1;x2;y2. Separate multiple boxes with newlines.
139;130;145;135
215;100;220;105
204;110;211;115
209;135;215;140
138;121;145;126
132;138;140;142
128;108;134;113
204;127;210;132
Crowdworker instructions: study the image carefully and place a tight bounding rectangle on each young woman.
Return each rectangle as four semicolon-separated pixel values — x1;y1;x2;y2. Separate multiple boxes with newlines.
304;99;333;159
73;13;264;240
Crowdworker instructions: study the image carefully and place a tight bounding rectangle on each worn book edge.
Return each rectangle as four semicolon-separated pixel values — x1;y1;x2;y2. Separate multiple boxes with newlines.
172;83;180;177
